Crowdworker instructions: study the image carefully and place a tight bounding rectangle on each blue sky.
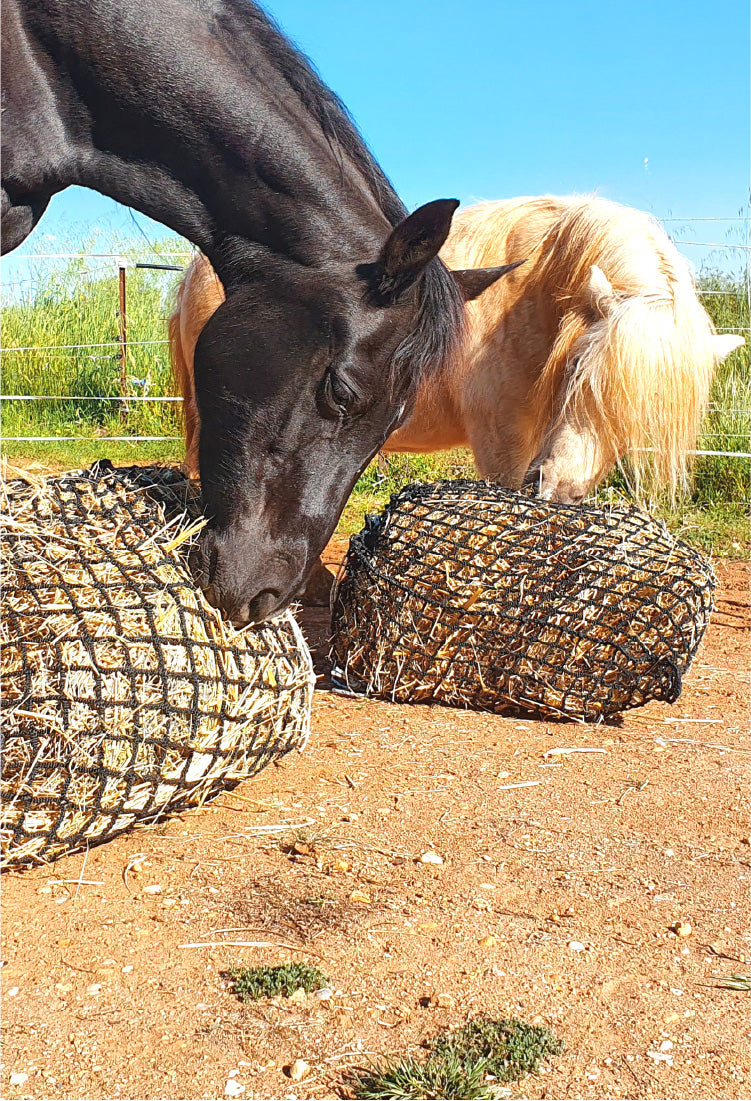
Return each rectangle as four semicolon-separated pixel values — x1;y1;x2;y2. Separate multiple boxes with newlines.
4;0;749;279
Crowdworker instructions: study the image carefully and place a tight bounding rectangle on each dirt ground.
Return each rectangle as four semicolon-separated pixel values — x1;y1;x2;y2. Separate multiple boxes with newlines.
2;549;749;1101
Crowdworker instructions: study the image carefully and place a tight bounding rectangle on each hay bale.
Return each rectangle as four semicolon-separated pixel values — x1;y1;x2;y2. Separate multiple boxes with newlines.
1;465;314;868
331;481;716;722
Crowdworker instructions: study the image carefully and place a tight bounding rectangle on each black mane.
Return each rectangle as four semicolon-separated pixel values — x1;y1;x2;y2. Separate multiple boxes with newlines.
222;1;465;382
231;0;407;228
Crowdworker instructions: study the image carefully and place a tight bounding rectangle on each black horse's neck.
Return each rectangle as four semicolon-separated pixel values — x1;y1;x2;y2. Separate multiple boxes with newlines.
6;0;405;287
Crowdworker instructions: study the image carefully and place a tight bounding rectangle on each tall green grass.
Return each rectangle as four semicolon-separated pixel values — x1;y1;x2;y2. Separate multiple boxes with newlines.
2;245;748;552
2;239;188;453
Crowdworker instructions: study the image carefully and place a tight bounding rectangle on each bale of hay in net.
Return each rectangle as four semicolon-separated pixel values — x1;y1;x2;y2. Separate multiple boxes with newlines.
331;481;716;722
1;464;314;868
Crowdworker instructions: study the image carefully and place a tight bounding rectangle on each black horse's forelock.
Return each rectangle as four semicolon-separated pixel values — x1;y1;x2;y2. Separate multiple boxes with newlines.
228;1;465;389
390;260;466;396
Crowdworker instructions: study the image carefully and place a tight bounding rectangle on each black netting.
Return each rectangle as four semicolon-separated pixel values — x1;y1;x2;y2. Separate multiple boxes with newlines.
331;481;716;722
1;465;314;868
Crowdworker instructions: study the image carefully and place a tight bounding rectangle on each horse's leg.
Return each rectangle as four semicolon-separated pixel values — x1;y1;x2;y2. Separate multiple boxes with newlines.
1;188;51;254
470;422;537;487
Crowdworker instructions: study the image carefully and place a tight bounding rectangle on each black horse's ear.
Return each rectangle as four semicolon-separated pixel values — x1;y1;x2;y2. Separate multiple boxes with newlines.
364;198;460;305
452;260;526;302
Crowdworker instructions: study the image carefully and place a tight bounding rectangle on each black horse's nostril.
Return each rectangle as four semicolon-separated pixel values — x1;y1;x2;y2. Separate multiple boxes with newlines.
235;588;283;626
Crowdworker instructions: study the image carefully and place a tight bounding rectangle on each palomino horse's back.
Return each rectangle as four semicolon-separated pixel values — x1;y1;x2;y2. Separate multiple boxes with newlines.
171;195;744;501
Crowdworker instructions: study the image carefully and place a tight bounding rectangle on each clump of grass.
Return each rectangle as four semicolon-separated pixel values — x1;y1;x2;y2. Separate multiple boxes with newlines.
227;962;329;1002
352;1051;490;1100
430;1017;564;1082
350;1017;563;1099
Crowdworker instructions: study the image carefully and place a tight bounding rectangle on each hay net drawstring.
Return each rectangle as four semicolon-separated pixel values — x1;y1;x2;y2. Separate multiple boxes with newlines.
330;480;716;722
1;463;314;868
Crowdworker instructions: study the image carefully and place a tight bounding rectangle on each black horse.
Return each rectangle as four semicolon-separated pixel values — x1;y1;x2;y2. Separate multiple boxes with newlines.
2;0;514;623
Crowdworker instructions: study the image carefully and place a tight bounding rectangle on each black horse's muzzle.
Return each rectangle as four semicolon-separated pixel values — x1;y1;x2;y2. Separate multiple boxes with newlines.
188;526;308;627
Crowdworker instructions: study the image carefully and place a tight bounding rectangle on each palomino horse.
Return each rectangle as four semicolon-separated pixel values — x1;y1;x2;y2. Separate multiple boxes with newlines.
2;0;509;624
172;195;743;504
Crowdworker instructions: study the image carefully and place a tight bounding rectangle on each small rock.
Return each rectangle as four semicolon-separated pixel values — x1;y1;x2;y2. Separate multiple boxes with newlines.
286;1059;310;1082
122;965;134;973
9;1073;29;1087
86;983;101;995
287;987;307;1003
670;921;692;937
479;935;498;947
349;889;371;904
431;992;456;1008
333;859;351;872
224;1079;245;1097
143;884;162;894
660;1040;674;1052
568;941;586;952
315;987;333;1001
7;986;19;997
663;1012;681;1024
55;982;74;994
419;851;444;865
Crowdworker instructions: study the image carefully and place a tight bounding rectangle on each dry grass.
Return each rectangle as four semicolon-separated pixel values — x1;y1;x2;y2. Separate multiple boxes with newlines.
331;481;716;722
0;465;314;868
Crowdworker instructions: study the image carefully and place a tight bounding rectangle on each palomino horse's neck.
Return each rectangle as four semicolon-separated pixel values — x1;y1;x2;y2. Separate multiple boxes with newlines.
5;0;399;284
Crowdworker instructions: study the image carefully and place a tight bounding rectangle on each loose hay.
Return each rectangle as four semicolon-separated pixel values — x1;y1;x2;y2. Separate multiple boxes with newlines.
331;481;716;722
1;465;314;868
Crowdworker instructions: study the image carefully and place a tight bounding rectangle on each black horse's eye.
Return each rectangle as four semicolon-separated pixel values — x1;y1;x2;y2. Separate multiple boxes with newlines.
319;370;355;419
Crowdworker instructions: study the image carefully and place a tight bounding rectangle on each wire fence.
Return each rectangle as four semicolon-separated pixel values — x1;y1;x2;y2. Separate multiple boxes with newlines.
1;229;748;459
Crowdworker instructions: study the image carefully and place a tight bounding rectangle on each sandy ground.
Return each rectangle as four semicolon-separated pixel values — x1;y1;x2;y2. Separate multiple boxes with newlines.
1;554;749;1101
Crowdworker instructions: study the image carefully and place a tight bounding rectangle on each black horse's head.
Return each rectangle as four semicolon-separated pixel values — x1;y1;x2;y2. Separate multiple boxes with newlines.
190;199;513;625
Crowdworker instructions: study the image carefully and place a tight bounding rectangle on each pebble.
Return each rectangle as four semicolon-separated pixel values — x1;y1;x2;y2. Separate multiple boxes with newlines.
86;983;102;995
419;851;444;865
143;884;162;894
431;992;456;1008
567;941;586;952
287;987;307;1003
224;1079;245;1097
479;935;498;947
9;1073;29;1087
7;986;19;997
349;889;371;904
671;921;692;937
314;987;333;1001
286;1059;310;1082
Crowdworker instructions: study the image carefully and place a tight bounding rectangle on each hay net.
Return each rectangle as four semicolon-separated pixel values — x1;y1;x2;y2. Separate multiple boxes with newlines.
331;481;716;722
1;463;314;868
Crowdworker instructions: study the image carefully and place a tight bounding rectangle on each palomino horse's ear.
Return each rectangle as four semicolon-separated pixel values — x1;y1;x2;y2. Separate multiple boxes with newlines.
451;260;526;302
713;334;745;363
588;264;615;317
364;198;460;304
